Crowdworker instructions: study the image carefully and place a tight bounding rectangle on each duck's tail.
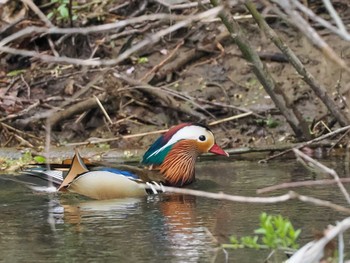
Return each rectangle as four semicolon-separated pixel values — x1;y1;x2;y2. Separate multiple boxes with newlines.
21;167;64;186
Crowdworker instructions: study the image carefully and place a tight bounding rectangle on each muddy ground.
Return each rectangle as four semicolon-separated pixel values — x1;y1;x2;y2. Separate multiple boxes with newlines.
1;1;350;153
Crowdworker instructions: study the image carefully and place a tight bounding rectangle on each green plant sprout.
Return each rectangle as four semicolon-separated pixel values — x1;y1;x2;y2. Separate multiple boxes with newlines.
47;0;77;21
256;117;279;128
223;212;301;251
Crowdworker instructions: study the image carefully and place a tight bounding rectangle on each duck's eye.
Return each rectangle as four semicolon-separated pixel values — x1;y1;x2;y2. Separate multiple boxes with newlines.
199;135;206;141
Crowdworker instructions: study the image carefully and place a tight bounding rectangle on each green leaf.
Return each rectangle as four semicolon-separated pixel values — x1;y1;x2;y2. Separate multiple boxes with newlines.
137;57;149;64
34;156;46;164
227;212;301;251
47;12;54;19
254;228;266;235
58;5;69;18
7;69;26;77
230;236;239;245
266;118;279;128
241;236;260;249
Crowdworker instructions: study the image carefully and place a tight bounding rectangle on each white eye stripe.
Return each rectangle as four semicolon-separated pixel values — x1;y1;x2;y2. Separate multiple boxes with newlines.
147;125;210;159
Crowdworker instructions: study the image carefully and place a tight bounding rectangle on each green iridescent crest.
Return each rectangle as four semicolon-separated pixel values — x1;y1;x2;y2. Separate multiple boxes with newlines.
142;145;173;165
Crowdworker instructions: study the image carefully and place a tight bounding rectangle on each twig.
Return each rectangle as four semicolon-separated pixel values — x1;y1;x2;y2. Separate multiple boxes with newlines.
47;37;59;57
321;0;347;35
68;0;73;27
0;122;41;140
140;40;184;82
327;128;350;154
142;184;350;214
257;178;350;194
292;0;349;41
0;7;223;66
114;73;213;119
93;95;113;125
14;134;34;148
0;14;187;47
293;148;350;205
46;93;109;127
21;0;54;28
208;112;253;125
275;0;350;72
210;0;311;140
339;230;344;263
287;217;350;263
196;98;263;117
246;1;350;127
64;129;169;146
20;74;31;99
156;0;243;11
259;125;350;162
155;0;210;10
0;100;40;122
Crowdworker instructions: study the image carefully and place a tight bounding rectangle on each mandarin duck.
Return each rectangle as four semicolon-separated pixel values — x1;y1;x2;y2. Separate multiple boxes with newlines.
24;123;228;200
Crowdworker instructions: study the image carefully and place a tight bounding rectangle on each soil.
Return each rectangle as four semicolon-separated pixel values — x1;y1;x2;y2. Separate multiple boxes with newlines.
1;0;350;153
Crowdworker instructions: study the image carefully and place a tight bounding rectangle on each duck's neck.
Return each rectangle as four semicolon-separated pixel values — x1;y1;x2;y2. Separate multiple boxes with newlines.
159;141;199;186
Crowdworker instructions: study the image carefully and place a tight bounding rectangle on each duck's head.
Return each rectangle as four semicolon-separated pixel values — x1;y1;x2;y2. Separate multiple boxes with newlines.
142;123;229;186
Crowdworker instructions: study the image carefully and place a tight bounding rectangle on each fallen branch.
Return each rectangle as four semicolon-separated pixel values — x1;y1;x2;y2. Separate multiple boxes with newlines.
114;73;211;119
0;7;223;66
151;30;234;84
0;100;40;122
0;13;187;47
47;93;109;127
259;125;350;162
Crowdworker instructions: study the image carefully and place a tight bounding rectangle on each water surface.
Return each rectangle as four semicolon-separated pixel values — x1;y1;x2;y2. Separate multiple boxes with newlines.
0;156;349;262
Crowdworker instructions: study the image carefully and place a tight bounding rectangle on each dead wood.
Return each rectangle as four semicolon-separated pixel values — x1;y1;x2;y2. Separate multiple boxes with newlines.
47;92;109;128
152;31;230;83
114;73;209;120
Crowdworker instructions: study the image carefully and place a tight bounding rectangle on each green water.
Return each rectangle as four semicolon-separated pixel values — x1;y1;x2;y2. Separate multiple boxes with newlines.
0;157;348;262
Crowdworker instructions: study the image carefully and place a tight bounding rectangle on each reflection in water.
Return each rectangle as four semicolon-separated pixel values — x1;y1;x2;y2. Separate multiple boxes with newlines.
44;193;218;262
159;194;217;262
59;197;142;225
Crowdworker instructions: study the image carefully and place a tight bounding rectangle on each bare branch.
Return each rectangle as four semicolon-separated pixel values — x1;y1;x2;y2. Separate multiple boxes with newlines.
0;7;222;66
321;0;348;35
293;148;350;205
287;217;350;263
211;0;311;140
246;1;350;127
0;13;186;47
257;178;350;194
289;0;350;41
274;0;350;72
142;184;350;214
260;125;350;162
